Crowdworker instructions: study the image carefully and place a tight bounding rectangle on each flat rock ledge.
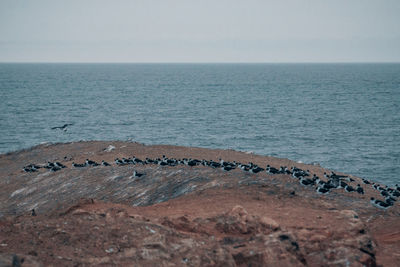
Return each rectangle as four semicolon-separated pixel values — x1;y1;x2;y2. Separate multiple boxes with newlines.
0;141;399;266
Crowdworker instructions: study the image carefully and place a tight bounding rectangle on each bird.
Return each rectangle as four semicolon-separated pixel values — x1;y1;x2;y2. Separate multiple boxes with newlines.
72;162;86;168
86;159;99;166
158;160;168;166
51;123;73;131
266;165;280;174
370;197;390;209
362;179;371;185
115;158;125;165
133;156;144;164
31;209;37;216
316;187;330;194
356;184;364;194
102;160;111;166
23;167;36;172
299;177;314;186
222;165;234;171
344;185;355;192
50;166;61;172
55;162;66;168
250;166;264;174
133;170;144;177
43;162;55;169
385;196;396;206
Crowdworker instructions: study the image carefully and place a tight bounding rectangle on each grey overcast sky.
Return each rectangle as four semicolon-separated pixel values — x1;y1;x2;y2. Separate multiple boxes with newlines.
0;0;399;62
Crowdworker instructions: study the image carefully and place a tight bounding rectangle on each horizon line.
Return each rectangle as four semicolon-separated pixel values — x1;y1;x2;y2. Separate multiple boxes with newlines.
1;61;400;64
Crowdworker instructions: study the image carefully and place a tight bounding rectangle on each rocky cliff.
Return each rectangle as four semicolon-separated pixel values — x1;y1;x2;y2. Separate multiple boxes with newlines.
0;141;399;266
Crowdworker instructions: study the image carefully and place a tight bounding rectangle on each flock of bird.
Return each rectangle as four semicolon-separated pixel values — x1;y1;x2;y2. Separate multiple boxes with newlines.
22;155;399;210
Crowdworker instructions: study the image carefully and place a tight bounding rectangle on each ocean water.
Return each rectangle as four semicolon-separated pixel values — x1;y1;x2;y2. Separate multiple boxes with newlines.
0;63;399;185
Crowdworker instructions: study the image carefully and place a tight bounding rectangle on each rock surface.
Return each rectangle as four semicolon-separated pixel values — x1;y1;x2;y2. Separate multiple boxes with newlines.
0;141;399;266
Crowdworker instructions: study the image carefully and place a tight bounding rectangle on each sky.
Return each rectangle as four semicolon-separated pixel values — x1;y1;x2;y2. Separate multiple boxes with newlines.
0;0;399;63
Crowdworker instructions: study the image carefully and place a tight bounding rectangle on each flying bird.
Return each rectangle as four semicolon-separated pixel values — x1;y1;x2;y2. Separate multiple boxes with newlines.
51;123;73;131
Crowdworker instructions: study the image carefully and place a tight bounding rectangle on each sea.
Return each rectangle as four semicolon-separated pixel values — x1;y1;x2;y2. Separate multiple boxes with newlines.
0;63;399;186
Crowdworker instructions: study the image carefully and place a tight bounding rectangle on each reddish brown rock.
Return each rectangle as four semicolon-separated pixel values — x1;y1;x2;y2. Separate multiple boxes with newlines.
0;141;399;266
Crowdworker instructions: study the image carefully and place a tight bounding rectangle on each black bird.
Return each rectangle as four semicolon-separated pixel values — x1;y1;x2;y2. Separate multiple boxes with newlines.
133;170;144;177
72;162;86;167
55;162;66;168
158;161;168;166
102;160;111;166
185;159;197;167
51;123;73;130
362;179;371;185
23;167;36;172
385;196;396;206
299;177;314;186
86;159;99;166
356;184;364;194
115;158;125;165
250;166;264;174
345;185;355;192
390;190;400;198
266;165;280;174
50;166;61;172
133;157;143;164
222;165;234;171
31;209;37;216
316;187;330;194
370;197;390;209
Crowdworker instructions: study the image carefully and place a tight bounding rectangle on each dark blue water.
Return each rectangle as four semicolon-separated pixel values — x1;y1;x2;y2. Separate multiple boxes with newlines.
0;63;399;185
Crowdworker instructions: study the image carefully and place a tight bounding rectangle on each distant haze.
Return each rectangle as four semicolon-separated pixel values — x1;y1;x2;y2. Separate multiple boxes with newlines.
0;0;399;63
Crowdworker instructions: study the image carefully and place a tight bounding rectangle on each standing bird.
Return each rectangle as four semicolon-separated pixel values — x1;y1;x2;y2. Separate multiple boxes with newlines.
356;184;364;194
133;170;144;177
102;160;111;166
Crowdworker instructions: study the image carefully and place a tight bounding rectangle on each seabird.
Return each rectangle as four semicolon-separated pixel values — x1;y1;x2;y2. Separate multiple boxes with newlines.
370;197;390;209
250;166;263;173
344;185;355;192
102;160;111;166
115;158;125;165
338;181;348;189
28;164;42;170
356;184;364;194
385;196;396;206
380;190;390;197
51;123;73;131
316;187;330;194
389;190;400;198
72;162;86;167
266;165;279;174
184;159;197;167
122;157;134;164
133;157;143;164
44;162;55;169
299;177;314;186
31;209;36;216
50;166;61;172
145;158;155;164
133;170;144;177
23;167;36;172
209;161;221;168
362;179;371;185
158;160;168;166
239;164;250;171
55;162;66;168
86;159;99;166
222;165;234;171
